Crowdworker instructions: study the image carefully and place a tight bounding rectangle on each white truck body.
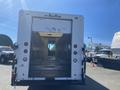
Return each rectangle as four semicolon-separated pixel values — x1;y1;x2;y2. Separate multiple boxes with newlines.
12;10;85;86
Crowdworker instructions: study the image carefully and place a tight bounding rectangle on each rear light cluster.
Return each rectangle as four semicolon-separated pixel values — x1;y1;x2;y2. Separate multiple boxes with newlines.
73;44;78;63
23;42;28;61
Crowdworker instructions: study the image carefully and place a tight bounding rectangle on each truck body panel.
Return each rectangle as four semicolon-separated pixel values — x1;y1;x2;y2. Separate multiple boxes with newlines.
12;10;84;86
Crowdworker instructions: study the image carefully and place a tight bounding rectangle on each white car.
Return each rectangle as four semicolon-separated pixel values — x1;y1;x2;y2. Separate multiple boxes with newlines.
0;46;14;63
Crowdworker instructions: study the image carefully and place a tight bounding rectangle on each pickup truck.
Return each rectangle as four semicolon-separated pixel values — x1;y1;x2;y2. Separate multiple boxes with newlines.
0;46;14;63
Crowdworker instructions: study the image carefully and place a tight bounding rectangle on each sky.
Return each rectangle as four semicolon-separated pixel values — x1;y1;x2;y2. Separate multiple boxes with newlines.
0;0;120;46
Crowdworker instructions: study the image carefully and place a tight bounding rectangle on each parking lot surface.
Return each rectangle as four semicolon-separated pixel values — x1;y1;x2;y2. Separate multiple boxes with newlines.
0;63;120;90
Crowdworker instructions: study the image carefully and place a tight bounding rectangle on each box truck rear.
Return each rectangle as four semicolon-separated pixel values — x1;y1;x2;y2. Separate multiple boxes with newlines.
11;10;85;86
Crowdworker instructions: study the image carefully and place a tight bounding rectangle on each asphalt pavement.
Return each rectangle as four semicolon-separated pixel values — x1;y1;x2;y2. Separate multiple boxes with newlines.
0;63;120;90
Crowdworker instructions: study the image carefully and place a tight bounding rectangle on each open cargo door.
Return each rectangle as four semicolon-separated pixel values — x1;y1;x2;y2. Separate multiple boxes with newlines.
29;18;72;79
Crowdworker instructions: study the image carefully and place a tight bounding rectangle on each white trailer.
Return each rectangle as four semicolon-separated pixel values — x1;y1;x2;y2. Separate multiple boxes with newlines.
11;10;85;86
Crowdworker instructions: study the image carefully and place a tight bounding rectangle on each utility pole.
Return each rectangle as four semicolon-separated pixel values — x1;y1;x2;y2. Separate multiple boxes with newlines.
88;37;93;50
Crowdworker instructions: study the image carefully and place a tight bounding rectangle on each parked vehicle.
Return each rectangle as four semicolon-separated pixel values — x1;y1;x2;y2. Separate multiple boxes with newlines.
11;10;85;86
95;49;113;59
0;46;14;63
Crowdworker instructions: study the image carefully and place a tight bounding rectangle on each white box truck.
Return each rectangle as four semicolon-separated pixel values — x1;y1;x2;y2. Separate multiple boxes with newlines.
11;10;85;86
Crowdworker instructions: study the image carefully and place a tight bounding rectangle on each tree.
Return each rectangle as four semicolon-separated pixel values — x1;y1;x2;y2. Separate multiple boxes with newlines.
0;34;13;47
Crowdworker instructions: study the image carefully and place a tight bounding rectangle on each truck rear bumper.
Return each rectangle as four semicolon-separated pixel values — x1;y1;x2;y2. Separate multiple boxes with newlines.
11;80;85;86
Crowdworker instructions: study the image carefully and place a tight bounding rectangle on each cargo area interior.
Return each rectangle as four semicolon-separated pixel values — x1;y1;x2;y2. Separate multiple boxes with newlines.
29;31;71;78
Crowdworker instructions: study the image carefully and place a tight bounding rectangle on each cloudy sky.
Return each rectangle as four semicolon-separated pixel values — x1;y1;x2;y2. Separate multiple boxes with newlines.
0;0;120;45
